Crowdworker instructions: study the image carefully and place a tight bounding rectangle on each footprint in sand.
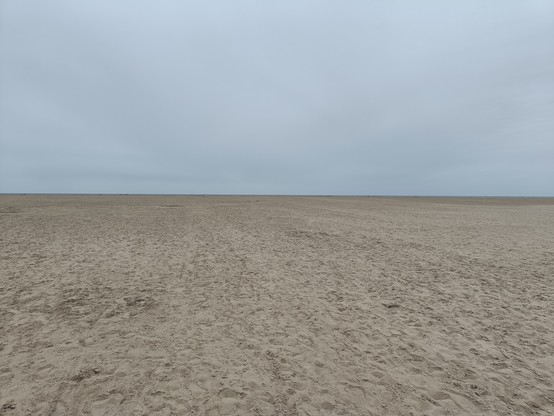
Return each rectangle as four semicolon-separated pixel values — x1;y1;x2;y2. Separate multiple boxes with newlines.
217;388;245;414
0;369;14;385
218;387;243;399
319;400;336;411
34;364;55;380
430;391;451;401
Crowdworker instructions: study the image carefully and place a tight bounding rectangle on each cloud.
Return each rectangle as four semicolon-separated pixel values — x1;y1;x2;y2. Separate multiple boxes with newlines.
1;0;553;195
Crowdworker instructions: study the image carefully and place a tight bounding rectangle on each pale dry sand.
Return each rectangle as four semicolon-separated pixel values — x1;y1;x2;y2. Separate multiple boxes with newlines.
1;195;553;416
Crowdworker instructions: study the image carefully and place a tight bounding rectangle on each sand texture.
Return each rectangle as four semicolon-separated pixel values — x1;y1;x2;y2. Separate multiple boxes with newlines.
1;195;553;415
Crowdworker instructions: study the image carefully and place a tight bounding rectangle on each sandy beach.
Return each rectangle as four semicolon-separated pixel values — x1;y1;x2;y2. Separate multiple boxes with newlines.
1;195;553;415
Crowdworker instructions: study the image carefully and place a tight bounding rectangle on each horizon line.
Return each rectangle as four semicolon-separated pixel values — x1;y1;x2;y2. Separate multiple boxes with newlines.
1;193;553;198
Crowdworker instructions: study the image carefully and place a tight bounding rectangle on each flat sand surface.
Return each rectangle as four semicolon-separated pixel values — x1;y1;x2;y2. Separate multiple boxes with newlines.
1;195;553;416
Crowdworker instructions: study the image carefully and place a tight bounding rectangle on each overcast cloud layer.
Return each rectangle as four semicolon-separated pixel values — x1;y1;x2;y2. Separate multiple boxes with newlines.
1;1;553;195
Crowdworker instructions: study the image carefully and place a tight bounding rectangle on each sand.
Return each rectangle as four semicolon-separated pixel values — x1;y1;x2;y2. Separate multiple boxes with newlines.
1;195;553;416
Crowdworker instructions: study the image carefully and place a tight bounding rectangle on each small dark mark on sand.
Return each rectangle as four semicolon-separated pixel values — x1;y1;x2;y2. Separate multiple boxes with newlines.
1;400;16;410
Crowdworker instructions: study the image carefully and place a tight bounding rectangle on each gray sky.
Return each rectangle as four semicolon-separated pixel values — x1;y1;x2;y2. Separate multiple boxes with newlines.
1;1;553;195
